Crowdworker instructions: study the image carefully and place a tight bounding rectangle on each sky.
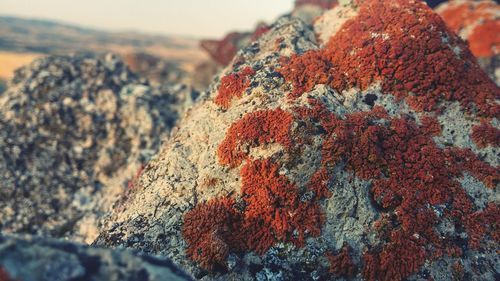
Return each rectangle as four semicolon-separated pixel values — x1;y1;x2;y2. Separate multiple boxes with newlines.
0;0;295;38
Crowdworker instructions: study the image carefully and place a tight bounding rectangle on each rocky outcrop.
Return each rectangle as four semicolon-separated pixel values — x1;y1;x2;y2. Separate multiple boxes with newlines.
0;235;192;281
95;1;499;280
0;54;197;243
436;0;500;84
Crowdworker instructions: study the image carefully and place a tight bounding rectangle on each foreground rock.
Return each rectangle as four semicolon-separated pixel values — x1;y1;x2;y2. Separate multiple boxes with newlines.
436;0;500;84
95;1;499;280
0;235;192;281
0;54;197;243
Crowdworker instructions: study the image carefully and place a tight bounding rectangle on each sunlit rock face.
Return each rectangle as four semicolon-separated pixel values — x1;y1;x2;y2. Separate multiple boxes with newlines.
437;0;500;84
0;53;194;243
95;1;498;280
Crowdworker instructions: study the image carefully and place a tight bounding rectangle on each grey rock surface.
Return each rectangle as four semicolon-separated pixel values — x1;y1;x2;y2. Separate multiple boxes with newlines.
0;53;198;243
0;235;193;281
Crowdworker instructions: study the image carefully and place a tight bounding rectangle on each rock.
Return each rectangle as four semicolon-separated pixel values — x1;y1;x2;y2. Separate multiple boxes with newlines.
0;235;192;281
436;0;500;84
0;53;197;243
95;1;499;280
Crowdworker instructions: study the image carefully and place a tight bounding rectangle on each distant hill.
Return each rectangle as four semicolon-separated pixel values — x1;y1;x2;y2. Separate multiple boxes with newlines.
0;16;193;54
0;16;208;82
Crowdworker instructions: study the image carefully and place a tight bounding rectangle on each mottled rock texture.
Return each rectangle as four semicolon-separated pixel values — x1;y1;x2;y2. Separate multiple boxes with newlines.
0;235;192;281
437;0;500;84
0;54;197;243
95;1;499;280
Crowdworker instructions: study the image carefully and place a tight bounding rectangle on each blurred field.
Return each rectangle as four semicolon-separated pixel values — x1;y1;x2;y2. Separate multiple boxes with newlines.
0;16;209;82
0;51;43;80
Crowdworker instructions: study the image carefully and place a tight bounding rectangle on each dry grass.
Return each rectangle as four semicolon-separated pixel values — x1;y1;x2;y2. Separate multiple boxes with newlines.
0;51;43;80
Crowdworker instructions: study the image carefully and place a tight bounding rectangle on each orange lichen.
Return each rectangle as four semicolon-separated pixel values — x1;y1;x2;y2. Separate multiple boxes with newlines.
327;243;356;279
362;233;426;281
183;0;500;277
420;115;442;136
299;101;498;280
217;108;294;167
182;197;243;271
438;1;497;31
215;66;255;109
240;159;325;253
445;147;499;188
471;120;500;148
468;20;500;57
438;1;499;57
279;0;500;117
464;203;500;250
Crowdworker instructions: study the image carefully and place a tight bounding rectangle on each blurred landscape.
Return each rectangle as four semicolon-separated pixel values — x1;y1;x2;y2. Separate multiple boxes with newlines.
0;16;209;89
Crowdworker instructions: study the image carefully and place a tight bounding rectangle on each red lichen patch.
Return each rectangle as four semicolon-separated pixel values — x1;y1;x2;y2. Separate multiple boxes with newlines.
299;102;499;280
464;203;500;250
438;1;497;31
215;66;255;109
279;51;337;99
327;243;356;279
182;197;243;271
471;120;500;148
468;20;500;57
217;108;294;167
420;115;442;136
279;0;500;118
438;1;499;57
362;232;426;281
445;147;500;188
240;159;325;253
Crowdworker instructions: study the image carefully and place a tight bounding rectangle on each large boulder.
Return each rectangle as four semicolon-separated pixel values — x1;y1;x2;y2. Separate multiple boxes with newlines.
0;54;196;243
0;235;192;281
95;1;499;280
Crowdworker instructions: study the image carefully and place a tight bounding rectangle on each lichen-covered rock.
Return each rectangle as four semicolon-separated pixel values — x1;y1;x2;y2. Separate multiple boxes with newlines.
95;1;499;280
0;53;197;243
436;0;500;84
0;235;192;281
